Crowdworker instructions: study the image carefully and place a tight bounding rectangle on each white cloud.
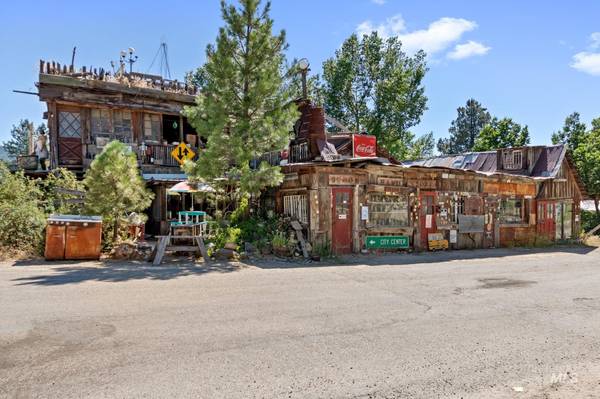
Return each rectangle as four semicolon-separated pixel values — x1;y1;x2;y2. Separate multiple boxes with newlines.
371;0;386;4
570;32;600;76
447;40;491;60
356;15;478;56
590;32;600;49
571;52;600;76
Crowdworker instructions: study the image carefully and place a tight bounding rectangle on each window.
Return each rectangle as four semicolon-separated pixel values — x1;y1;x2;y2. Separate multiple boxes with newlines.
283;194;308;224
450;197;464;223
368;193;409;227
499;198;524;224
91;109;111;135
144;113;161;142
58;111;81;138
113;110;132;141
503;150;523;170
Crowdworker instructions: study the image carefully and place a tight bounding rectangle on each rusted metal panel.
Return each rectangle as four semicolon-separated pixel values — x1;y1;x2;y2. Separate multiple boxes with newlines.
65;224;102;260
44;224;66;260
45;215;102;261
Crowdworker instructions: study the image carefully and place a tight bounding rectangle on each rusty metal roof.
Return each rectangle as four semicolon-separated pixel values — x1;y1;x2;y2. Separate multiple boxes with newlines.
403;145;569;179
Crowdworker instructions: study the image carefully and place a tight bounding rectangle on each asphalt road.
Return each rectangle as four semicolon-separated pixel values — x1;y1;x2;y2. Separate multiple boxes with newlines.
1;247;600;398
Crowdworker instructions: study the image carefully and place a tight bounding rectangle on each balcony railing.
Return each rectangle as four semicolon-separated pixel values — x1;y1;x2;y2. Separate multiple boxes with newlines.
289;142;311;163
139;144;200;167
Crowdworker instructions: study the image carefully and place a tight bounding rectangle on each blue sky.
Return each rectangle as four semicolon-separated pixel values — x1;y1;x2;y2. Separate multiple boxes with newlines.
1;0;599;146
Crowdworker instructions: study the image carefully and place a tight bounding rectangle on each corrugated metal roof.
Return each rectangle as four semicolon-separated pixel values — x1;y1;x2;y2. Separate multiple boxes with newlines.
403;145;568;179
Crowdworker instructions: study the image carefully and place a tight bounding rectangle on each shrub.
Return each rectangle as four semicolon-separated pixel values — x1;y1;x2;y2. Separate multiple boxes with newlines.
582;210;600;236
0;163;46;254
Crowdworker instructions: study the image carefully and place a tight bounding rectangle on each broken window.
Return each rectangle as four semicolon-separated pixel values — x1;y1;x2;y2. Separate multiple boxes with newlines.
113;110;132;142
143;113;161;143
368;193;409;227
91;109;111;136
499;198;525;224
283;194;308;224
503;150;523;170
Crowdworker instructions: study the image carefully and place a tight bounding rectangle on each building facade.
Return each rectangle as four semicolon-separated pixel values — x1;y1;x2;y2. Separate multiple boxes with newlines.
36;59;200;234
275;102;586;254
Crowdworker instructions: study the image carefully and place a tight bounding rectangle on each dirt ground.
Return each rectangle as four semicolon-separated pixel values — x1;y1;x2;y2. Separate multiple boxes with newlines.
1;246;600;398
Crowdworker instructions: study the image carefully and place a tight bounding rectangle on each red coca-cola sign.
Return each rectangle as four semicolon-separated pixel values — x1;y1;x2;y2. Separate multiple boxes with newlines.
353;134;377;158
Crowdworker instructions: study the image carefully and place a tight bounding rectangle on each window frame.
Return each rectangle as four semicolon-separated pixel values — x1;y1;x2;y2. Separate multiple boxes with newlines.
499;197;526;224
368;193;410;228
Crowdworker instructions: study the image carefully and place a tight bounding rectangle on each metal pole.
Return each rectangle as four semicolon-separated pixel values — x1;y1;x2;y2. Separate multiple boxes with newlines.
301;70;308;100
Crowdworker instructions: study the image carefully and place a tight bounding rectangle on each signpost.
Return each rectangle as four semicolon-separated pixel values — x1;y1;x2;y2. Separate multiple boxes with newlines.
171;142;196;165
365;235;409;249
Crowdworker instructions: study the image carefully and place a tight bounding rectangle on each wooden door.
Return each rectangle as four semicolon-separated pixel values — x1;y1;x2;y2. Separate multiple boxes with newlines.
483;197;497;248
537;201;556;239
555;202;563;240
331;187;353;254
58;111;83;165
420;192;437;248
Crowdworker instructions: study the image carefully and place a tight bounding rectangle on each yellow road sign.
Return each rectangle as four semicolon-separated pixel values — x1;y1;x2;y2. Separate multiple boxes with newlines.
171;142;196;165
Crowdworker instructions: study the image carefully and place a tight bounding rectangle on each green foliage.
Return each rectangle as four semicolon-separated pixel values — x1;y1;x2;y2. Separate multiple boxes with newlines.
321;32;429;160
0;163;46;253
271;231;289;248
1;119;48;159
211;225;242;252
312;239;333;258
183;0;299;196
83;141;154;244
39;168;84;215
581;210;600;235
437;99;492;155
552;112;587;150
284;58;324;105
473;117;531;151
573;117;600;208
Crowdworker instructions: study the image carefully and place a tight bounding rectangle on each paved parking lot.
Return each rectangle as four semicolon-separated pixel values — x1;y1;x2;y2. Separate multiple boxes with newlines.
1;246;600;398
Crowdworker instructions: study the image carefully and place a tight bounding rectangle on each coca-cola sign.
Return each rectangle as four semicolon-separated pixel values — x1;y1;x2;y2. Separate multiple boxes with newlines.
353;134;377;158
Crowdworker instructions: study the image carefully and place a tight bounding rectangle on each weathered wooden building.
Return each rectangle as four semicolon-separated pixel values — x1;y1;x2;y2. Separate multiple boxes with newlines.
36;59;200;233
275;102;586;254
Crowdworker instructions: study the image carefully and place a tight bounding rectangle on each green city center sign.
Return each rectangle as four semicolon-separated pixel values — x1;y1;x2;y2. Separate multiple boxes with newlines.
365;235;410;249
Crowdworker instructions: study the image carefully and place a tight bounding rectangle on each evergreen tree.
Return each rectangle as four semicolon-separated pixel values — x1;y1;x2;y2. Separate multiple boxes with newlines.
83;141;153;243
551;112;587;150
473;118;530;151
183;0;298;196
437;99;491;154
1;119;48;159
321;32;428;160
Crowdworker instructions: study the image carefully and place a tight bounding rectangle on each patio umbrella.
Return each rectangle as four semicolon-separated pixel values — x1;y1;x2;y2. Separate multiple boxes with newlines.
167;181;215;210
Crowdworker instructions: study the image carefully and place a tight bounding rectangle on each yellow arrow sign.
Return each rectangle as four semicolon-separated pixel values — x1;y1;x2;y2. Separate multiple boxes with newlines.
170;142;196;165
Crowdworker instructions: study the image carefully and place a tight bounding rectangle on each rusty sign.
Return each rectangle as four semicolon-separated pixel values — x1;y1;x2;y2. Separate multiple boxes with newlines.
407;179;437;190
329;175;358;185
377;176;403;186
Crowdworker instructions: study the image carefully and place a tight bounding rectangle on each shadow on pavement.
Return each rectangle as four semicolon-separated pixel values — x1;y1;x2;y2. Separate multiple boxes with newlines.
11;257;243;286
248;245;599;270
9;245;598;286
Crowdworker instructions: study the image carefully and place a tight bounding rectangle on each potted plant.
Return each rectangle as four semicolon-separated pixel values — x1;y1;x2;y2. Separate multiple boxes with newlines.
271;232;291;257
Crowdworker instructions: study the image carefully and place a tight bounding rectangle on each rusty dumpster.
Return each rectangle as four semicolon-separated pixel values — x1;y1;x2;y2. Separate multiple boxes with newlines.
45;215;102;260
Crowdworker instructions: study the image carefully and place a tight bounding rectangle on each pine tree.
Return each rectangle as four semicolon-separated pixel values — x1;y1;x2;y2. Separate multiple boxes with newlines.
437;99;491;154
1;120;48;159
183;0;298;196
83;141;153;243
